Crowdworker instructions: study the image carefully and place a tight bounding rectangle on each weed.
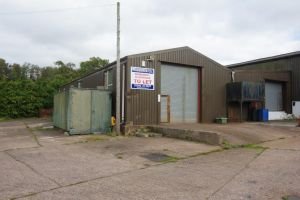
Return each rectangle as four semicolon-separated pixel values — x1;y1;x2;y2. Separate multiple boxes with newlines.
221;141;268;154
282;196;288;200
115;153;124;159
0;117;11;122
160;155;180;163
106;132;117;137
189;148;223;157
30;127;57;132
222;141;240;149
85;135;107;142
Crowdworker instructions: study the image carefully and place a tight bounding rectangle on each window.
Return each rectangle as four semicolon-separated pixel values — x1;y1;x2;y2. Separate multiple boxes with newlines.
104;70;113;90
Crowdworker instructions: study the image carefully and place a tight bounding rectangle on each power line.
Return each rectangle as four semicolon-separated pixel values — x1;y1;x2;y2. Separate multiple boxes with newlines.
0;4;115;15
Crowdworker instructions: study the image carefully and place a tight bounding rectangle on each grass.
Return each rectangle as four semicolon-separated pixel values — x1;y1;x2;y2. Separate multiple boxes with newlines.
84;135;108;142
189;148;224;157
30;127;57;132
0;117;11;122
106;131;118;137
222;141;268;154
160;155;180;163
154;141;268;165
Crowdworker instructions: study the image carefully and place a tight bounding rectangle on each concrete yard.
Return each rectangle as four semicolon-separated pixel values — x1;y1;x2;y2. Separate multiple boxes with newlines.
0;118;300;200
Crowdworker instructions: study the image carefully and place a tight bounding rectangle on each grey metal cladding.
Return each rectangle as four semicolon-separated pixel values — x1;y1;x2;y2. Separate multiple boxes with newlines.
161;63;198;123
230;55;300;101
126;46;231;124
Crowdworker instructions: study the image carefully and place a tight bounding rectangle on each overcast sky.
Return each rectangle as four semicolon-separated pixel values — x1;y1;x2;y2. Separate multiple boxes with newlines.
0;0;300;67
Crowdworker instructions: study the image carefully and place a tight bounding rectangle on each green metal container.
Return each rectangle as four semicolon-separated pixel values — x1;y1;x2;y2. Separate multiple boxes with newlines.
215;117;228;124
53;88;112;135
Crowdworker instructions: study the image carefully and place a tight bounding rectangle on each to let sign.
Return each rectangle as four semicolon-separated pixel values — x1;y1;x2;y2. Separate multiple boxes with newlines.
131;67;155;90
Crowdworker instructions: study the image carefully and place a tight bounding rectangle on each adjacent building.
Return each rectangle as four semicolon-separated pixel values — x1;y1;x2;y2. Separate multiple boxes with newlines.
228;51;300;119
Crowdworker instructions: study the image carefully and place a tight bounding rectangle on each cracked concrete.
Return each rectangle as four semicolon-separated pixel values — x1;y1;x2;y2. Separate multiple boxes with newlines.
0;118;299;200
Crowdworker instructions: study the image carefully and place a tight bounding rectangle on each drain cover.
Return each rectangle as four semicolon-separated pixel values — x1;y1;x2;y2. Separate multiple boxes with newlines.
142;153;170;162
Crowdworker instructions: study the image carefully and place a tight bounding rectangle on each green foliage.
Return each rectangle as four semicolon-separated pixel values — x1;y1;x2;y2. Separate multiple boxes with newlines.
79;57;109;75
0;56;108;118
0;80;42;117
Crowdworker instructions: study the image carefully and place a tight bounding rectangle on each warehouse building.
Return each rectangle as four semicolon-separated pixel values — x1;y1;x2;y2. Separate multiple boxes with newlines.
228;51;300;119
60;47;231;127
60;47;298;132
226;70;292;121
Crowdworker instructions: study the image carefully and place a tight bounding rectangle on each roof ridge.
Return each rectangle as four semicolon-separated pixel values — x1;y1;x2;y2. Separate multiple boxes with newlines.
227;51;300;68
127;46;190;57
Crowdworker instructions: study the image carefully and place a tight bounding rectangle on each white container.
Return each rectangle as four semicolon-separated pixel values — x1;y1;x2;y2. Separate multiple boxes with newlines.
292;101;300;118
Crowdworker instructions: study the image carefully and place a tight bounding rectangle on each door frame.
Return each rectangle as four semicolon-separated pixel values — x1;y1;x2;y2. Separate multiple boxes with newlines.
198;68;202;122
159;62;202;124
160;94;170;123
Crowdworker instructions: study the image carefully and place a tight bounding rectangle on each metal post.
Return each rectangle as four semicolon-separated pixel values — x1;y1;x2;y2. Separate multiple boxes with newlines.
116;2;121;134
240;101;243;122
121;64;125;123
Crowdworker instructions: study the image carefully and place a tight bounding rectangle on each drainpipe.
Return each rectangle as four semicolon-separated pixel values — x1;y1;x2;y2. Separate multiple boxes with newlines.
231;71;235;82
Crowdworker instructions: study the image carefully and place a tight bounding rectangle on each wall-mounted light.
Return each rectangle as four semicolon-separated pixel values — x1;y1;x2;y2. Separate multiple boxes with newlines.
146;55;155;61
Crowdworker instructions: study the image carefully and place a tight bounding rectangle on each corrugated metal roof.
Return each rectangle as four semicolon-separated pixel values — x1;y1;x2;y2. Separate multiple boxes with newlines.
61;46;229;88
59;56;127;88
227;51;300;68
128;46;229;70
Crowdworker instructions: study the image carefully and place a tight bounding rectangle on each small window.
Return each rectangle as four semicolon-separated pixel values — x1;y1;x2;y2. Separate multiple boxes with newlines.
77;80;82;88
104;70;113;90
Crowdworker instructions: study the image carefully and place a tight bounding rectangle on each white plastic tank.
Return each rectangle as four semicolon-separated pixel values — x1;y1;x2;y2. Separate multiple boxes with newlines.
292;101;300;118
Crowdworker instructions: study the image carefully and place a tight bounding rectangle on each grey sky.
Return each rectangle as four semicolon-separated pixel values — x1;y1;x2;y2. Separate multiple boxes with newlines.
0;0;299;67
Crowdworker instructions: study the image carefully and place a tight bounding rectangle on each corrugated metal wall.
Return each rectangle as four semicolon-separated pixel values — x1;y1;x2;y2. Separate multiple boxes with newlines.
53;91;68;130
234;70;292;113
61;71;105;90
53;88;112;134
59;47;231;125
126;47;231;124
161;63;198;123
265;82;283;111
126;56;158;125
231;56;300;101
59;64;121;117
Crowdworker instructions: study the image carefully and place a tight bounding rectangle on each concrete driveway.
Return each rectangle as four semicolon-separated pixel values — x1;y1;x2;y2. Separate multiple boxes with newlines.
0;119;300;200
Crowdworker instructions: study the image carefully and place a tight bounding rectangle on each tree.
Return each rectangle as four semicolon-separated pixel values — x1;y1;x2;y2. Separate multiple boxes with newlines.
0;56;108;118
40;66;58;80
79;57;109;75
55;60;78;78
9;63;22;80
0;58;8;80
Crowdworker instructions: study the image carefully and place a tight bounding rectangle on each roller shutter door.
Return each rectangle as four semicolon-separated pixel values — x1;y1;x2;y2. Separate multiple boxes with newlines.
265;82;283;111
161;64;198;123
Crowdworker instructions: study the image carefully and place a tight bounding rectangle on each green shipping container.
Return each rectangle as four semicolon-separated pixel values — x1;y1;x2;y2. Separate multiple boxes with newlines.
53;88;112;135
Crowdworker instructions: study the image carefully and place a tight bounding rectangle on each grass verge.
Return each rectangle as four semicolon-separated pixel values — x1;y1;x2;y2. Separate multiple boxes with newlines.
0;117;11;122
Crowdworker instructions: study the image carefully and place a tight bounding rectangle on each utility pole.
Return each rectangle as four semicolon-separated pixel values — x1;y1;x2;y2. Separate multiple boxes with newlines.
116;1;121;134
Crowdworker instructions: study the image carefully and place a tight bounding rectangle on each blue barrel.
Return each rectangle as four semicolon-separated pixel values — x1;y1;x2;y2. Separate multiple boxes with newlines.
258;109;269;122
